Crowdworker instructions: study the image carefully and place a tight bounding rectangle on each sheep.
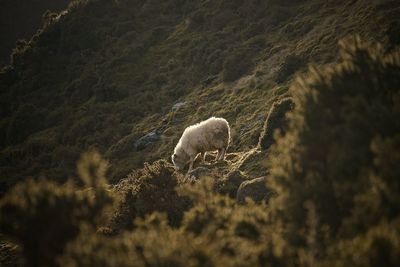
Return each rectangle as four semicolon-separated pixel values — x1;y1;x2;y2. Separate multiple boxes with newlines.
171;117;230;173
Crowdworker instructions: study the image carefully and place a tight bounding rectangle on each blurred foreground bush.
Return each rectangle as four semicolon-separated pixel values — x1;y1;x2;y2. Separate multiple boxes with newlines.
268;36;400;264
60;177;283;267
0;152;116;267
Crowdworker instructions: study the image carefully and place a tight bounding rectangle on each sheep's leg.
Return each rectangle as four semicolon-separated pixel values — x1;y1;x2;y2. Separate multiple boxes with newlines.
219;147;226;161
215;148;226;161
188;157;195;173
202;152;207;163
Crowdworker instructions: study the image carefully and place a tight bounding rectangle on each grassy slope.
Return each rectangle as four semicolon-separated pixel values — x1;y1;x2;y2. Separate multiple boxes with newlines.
0;0;399;193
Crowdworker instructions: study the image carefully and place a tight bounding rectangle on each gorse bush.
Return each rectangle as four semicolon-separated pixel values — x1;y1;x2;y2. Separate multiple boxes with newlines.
60;213;217;267
0;152;116;267
0;0;68;65
111;160;192;230
268;36;400;264
322;221;400;267
60;177;281;267
258;97;295;150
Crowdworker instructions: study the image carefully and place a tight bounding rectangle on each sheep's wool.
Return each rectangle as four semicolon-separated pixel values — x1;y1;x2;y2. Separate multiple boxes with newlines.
172;117;230;172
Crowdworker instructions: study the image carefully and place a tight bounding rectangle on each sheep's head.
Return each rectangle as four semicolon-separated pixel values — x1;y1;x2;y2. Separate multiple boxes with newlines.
171;153;187;171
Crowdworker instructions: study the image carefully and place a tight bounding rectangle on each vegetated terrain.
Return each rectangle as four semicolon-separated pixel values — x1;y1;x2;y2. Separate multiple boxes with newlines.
0;0;69;66
1;0;400;266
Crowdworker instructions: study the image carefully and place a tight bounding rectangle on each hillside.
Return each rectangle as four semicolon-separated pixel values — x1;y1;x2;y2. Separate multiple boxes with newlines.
1;0;400;266
1;0;399;191
0;0;69;66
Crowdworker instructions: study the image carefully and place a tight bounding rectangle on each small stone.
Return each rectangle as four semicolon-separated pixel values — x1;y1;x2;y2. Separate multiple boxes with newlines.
172;102;186;111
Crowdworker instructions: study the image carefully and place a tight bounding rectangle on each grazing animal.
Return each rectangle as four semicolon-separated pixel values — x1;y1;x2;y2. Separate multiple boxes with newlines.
172;117;230;172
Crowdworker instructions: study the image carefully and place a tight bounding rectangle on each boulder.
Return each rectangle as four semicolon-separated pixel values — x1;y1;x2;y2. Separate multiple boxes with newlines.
217;170;248;197
236;176;275;204
134;130;162;150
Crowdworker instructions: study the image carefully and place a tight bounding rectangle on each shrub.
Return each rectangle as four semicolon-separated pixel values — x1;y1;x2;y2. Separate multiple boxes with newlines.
258;97;295;150
179;177;285;266
180;177;269;238
59;177;282;267
323;222;400;267
10;40;33;69
60;213;217;267
111;160;192;230
386;21;400;48
0;152;116;267
268;36;400;261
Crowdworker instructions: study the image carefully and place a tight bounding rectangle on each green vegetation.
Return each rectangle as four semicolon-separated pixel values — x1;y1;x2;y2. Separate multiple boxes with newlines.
1;0;400;266
111;160;191;230
2;0;397;190
2;35;400;267
0;152;115;266
267;36;400;266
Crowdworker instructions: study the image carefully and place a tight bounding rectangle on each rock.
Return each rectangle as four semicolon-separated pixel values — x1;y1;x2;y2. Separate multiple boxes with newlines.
169;102;188;123
236;176;275;204
217;170;248;197
134;130;162;150
172;102;186;111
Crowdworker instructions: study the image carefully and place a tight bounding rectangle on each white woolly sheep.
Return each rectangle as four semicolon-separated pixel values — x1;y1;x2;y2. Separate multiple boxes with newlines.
172;117;230;173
